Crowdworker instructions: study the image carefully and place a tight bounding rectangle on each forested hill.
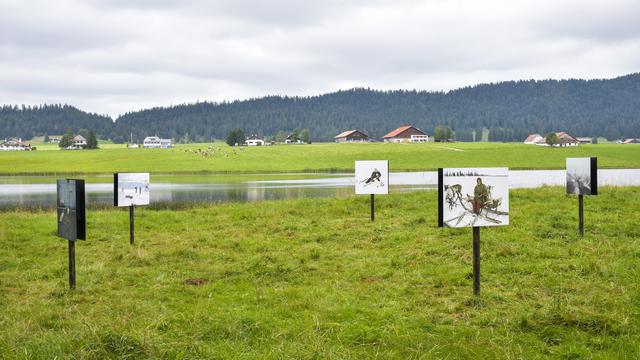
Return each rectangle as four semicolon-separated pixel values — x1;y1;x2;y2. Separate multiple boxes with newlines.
3;73;640;142
0;104;112;140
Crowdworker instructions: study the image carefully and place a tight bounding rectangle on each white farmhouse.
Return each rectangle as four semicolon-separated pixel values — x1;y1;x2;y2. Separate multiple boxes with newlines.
0;138;32;151
246;134;265;146
73;135;87;147
143;136;172;148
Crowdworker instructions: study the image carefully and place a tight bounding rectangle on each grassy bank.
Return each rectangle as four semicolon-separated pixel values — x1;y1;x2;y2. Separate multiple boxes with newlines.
1;142;640;175
1;188;639;358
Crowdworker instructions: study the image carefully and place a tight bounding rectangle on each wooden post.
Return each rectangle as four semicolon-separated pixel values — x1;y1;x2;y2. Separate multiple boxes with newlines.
68;240;76;289
472;226;480;296
129;205;135;245
370;194;375;221
578;194;584;236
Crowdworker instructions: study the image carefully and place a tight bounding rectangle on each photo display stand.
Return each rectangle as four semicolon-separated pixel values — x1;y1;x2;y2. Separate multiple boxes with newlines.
566;157;598;236
355;161;389;221
56;179;86;289
438;168;509;296
114;173;150;245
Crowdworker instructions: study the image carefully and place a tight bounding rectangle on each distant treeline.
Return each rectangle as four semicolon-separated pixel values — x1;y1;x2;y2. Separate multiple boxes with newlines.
2;73;640;142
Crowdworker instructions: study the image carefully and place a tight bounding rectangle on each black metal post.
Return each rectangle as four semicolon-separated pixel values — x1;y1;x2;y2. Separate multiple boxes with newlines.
370;194;375;221
68;240;76;289
129;205;135;245
472;226;480;296
578;194;584;236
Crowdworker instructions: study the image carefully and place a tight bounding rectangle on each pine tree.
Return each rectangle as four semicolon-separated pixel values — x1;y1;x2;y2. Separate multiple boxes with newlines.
300;129;311;143
86;130;98;149
59;129;74;149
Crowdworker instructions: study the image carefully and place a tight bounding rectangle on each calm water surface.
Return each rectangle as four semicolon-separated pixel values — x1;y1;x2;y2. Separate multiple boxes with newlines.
1;169;639;208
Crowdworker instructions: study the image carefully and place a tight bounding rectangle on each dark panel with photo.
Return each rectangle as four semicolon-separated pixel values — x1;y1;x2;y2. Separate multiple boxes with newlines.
57;179;86;241
566;157;598;196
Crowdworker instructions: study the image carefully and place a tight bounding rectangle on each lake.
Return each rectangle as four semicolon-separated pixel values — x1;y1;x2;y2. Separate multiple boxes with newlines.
1;169;640;208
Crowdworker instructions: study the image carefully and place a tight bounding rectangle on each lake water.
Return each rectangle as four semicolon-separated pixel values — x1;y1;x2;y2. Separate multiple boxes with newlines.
1;169;639;208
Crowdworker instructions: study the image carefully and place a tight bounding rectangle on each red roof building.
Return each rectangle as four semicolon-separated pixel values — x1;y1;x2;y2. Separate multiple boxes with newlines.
382;125;429;143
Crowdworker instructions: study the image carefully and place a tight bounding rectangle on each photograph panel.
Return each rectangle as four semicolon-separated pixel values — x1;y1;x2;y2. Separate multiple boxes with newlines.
566;158;592;195
439;168;509;228
115;173;150;206
355;161;389;195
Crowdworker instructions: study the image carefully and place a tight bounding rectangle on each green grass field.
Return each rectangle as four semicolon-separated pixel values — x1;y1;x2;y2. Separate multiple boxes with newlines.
1;142;639;174
1;188;639;358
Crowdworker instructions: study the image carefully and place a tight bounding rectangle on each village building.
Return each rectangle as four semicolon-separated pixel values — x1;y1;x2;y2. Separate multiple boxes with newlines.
554;132;579;147
524;132;579;146
576;137;594;144
246;134;265;146
65;135;87;150
334;130;370;143
523;134;545;145
0;138;32;151
48;136;62;143
382;125;429;143
73;135;87;147
284;134;303;144
143;136;172;148
622;138;640;144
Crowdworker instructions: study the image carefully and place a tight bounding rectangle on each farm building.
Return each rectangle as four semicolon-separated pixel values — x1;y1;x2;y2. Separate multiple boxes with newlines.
65;135;87;150
284;134;303;144
246;134;265;146
0;138;32;151
334;130;370;143
554;132;579;147
143;136;172;148
382;125;429;143
622;138;640;144
523;134;545;145
576;137;593;144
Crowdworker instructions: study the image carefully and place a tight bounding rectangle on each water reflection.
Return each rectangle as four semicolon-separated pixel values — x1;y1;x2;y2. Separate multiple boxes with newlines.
1;169;639;208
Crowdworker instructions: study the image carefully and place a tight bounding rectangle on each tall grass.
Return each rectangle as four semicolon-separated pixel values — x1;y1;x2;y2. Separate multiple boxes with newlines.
1;187;639;358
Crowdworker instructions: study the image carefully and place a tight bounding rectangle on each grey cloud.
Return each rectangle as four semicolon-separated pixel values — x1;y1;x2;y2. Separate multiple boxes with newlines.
1;0;639;116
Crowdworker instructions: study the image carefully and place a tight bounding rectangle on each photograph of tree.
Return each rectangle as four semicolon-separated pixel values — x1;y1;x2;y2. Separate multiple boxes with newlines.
114;173;150;207
56;179;86;241
355;160;389;195
566;157;598;195
438;168;509;228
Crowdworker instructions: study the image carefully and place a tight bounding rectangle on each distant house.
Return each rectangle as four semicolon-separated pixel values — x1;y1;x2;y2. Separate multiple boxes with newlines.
65;135;87;150
284;134;303;144
334;130;370;143
382;125;429;143
555;132;579;147
524;132;579;146
143;136;172;148
576;137;593;144
622;138;640;144
246;134;265;146
0;138;31;151
523;134;545;145
73;135;87;147
48;136;62;143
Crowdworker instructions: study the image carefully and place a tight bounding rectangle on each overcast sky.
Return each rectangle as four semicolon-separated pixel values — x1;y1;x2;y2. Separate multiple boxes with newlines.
1;0;639;117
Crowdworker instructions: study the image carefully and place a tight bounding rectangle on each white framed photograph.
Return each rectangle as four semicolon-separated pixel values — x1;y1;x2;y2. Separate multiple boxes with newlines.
355;160;389;195
438;168;509;228
566;157;597;195
114;173;150;206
